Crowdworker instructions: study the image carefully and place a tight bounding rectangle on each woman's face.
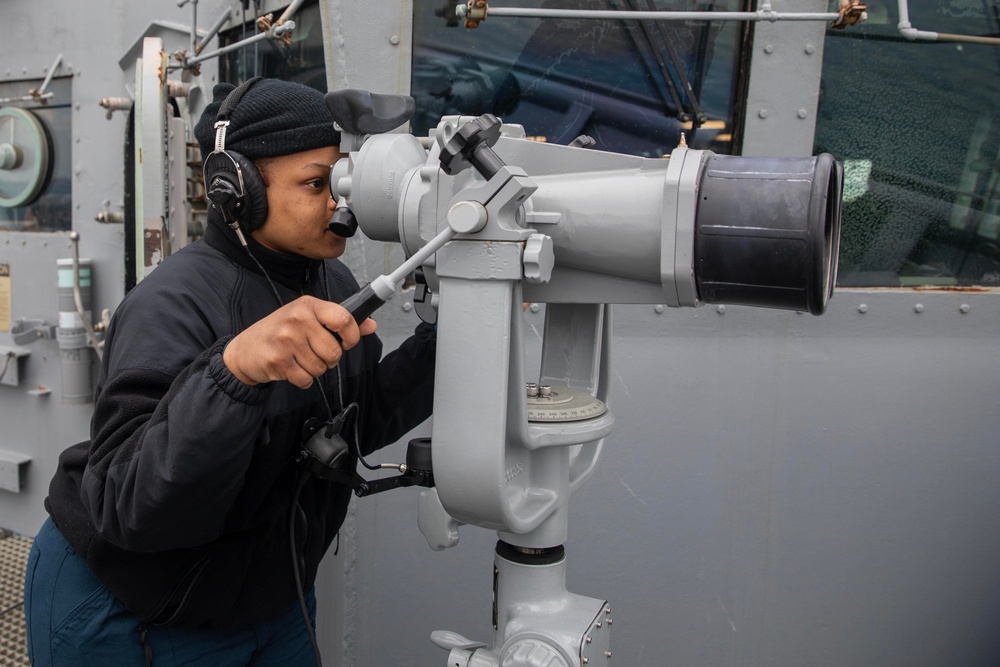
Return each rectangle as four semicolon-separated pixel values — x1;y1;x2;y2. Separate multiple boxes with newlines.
251;145;345;260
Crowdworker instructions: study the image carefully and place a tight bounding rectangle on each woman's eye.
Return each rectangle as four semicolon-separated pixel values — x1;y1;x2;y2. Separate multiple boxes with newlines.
307;178;325;190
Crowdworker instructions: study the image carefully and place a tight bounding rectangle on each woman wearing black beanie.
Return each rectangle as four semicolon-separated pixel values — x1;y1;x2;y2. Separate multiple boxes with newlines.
25;78;436;666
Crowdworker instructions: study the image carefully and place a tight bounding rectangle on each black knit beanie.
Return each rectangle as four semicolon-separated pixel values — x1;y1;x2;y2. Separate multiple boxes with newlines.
194;78;340;160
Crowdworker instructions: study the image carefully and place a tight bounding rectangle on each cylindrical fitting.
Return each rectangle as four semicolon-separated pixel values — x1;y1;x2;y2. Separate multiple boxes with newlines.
56;258;94;404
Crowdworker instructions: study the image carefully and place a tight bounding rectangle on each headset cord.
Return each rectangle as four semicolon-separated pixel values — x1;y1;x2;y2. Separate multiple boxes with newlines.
243;243;333;667
291;471;323;667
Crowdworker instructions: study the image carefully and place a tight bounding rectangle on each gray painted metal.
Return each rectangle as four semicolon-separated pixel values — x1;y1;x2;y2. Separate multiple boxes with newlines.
742;0;828;157
0;1;997;666
327;2;1000;666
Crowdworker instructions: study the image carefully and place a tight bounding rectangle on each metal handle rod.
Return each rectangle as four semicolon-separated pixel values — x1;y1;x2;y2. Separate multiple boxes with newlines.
371;225;457;300
391;225;456;286
457;5;840;22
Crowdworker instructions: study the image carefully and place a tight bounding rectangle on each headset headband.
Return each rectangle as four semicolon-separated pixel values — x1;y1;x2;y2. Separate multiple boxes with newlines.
213;76;264;154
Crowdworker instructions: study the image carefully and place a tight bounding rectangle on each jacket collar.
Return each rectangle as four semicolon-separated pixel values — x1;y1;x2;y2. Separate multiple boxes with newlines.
205;216;322;294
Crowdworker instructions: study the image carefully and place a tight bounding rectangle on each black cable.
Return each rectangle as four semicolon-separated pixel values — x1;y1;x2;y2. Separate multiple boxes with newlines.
290;471;323;667
245;243;330;666
340;402;381;472
0;601;23;617
243;245;338;422
243;245;285;308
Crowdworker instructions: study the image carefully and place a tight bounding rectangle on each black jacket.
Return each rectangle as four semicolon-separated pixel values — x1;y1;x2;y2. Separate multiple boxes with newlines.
45;220;435;629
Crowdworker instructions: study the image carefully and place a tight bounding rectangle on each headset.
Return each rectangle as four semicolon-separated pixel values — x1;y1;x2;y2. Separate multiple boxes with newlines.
203;76;359;245
202;76;270;246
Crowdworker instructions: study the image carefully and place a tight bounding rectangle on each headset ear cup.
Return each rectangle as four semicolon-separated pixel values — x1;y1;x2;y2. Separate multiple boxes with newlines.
203;150;269;232
230;151;269;232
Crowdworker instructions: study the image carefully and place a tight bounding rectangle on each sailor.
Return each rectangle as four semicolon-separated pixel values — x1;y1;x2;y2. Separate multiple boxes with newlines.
25;78;436;665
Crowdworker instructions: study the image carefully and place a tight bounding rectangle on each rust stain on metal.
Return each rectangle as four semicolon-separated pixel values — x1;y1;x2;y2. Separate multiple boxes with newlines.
158;50;168;86
910;285;993;293
144;228;162;268
859;285;998;293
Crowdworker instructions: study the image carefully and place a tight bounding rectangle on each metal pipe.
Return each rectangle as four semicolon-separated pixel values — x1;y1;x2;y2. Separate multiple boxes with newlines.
897;0;1000;44
187;20;295;66
69;232;102;360
195;7;232;55
277;0;308;25
0;93;54;105
36;54;63;98
185;0;304;66
189;0;198;55
456;5;840;22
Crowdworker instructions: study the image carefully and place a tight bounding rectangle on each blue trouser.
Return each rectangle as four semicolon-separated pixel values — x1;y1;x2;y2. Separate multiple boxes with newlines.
24;517;319;666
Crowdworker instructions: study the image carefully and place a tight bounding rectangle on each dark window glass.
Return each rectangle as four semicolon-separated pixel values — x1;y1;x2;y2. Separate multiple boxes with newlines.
220;1;327;91
411;0;749;157
815;0;1000;287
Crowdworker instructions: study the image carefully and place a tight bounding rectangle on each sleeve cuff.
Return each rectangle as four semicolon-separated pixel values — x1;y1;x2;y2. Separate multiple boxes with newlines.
209;336;272;405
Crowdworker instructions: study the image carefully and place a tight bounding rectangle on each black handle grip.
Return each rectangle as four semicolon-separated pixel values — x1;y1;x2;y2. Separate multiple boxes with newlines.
325;284;385;344
339;283;385;324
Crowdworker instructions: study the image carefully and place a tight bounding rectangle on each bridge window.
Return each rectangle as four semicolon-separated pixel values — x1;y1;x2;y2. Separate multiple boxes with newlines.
815;0;1000;287
411;0;750;157
219;1;327;92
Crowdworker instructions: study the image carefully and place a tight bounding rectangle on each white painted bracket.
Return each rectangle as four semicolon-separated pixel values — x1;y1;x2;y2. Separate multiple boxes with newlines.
0;345;31;388
0;448;31;493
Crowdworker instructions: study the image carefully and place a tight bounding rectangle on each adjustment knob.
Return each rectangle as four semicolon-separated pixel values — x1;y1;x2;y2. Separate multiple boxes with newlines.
439;114;505;179
522;234;554;283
